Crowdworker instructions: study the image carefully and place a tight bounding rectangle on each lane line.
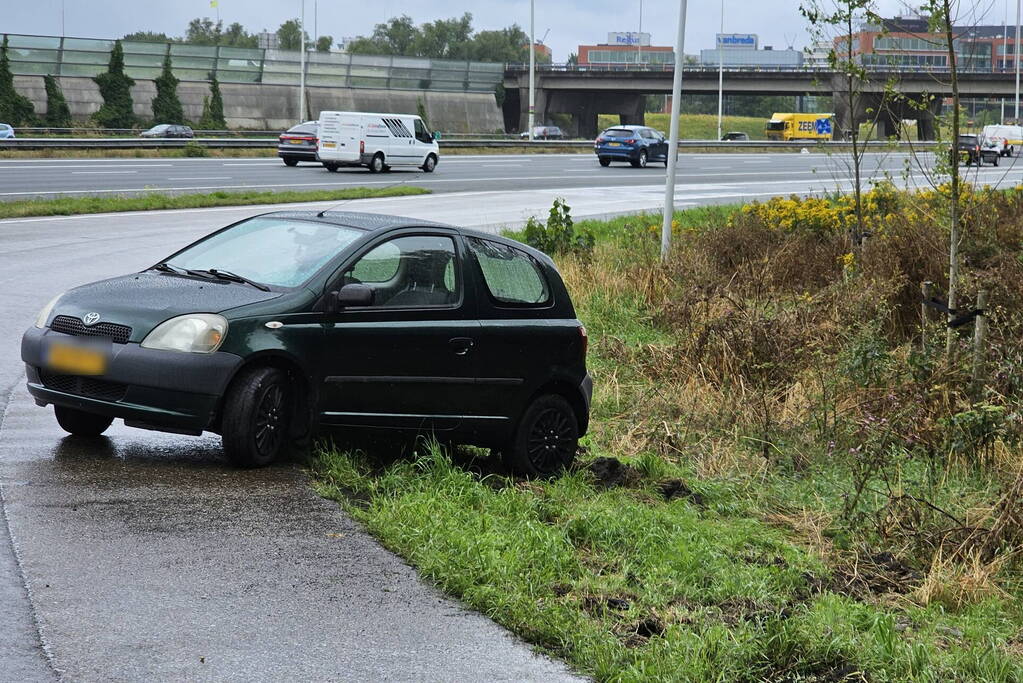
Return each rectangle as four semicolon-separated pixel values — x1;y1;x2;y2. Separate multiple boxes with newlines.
166;176;232;180
69;171;138;175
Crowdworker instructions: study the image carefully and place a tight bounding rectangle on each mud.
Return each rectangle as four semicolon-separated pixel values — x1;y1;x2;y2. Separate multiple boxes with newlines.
584;457;643;488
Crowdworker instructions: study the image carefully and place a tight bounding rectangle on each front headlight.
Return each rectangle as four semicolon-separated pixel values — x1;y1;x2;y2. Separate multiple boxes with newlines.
141;314;228;353
34;293;63;328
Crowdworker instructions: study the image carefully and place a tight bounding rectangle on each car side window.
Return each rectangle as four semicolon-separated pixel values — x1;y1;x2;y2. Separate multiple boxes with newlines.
640;129;654;139
468;237;550;306
346;235;459;308
414;119;433;144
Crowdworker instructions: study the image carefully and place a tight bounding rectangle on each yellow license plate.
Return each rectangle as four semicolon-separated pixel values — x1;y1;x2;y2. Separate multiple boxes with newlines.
47;342;107;376
322;142;336;148
608;142;621;147
288;139;303;144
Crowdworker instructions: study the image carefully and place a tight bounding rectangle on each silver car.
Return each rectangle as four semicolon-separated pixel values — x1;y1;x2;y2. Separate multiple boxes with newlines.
0;123;15;139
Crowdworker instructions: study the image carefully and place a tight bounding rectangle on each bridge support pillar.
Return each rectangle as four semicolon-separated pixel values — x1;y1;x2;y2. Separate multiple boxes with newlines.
517;87;548;134
916;99;940;141
618;95;646;127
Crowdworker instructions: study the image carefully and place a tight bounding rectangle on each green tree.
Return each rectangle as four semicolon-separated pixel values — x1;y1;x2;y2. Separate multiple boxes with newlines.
43;74;72;127
186;17;223;46
347;15;419;55
198;72;227;129
414;13;474;59
471;26;529;63
316;35;334;52
92;40;136;129
0;36;37;126
222;22;258;48
123;31;175;43
277;19;308;51
152;52;184;124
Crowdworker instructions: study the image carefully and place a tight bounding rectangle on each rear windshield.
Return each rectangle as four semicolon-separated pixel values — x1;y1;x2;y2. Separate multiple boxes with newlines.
167;217;362;288
602;128;636;138
959;135;978;143
287;123;317;134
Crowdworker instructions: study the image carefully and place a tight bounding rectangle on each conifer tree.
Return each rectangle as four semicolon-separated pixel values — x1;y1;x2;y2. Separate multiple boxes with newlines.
0;35;37;126
93;40;136;128
152;52;184;124
43;74;72;128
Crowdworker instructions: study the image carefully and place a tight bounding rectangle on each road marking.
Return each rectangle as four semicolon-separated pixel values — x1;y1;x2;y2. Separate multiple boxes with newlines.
69;171;138;175
0;163;175;170
167;176;232;180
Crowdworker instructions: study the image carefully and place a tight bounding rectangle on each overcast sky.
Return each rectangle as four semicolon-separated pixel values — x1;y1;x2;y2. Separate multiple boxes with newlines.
3;1;1011;61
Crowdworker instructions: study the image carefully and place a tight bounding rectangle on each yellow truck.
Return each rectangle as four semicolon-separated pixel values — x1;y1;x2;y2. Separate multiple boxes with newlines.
764;113;835;141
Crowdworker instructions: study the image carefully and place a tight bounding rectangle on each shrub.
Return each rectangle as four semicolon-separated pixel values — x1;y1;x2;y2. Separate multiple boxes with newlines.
522;198;594;256
92;41;135;129
198;72;226;130
152;53;184;124
43;75;72;128
0;35;36;126
182;141;208;157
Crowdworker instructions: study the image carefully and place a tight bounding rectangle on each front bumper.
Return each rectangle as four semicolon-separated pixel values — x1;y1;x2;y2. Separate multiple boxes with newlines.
22;327;243;433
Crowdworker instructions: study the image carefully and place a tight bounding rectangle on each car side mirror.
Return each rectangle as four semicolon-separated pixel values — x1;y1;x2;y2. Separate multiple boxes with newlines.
333;283;374;310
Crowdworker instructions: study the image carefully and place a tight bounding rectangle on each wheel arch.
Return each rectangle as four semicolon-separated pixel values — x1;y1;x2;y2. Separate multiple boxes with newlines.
216;351;315;439
525;378;589;437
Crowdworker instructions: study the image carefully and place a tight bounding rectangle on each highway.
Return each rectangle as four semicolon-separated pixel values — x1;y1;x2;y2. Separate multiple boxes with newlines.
2;151;1021;680
5;150;1023;201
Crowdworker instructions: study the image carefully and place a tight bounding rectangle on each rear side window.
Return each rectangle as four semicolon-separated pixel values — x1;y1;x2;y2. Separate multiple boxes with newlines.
468;237;550;306
604;128;634;138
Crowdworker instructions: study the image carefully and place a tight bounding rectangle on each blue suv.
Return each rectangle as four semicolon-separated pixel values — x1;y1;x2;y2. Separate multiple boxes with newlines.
594;125;669;168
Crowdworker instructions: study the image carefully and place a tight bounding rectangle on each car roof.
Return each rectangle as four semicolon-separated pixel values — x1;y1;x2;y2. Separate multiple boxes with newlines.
603;124;644;131
254;211;556;265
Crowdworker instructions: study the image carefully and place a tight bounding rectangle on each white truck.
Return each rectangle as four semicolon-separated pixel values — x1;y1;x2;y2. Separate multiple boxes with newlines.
981;124;1022;157
316;111;439;173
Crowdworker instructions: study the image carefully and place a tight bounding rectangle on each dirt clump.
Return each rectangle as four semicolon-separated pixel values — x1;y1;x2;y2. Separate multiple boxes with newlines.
585;457;643;488
659;479;705;505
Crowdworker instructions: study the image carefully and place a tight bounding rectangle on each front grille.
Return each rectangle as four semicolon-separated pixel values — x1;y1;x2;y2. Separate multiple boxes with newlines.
50;315;131;344
39;370;128;402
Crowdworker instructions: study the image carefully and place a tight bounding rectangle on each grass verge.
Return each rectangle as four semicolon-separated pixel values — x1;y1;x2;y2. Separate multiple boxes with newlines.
314;192;1023;681
0;186;430;219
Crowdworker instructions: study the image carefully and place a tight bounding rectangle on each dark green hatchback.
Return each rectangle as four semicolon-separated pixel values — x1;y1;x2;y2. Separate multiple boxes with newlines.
21;211;592;475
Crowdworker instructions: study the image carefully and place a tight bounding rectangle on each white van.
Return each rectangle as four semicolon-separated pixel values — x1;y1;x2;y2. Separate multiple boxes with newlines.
981;124;1022;157
316;111;439;173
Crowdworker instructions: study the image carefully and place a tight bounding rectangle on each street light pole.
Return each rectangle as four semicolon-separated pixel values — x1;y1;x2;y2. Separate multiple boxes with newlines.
638;0;643;65
529;0;536;140
661;0;689;262
299;0;307;122
716;0;724;140
1015;0;1021;121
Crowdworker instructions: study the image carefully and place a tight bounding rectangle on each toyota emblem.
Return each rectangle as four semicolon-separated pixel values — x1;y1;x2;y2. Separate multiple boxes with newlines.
83;312;101;326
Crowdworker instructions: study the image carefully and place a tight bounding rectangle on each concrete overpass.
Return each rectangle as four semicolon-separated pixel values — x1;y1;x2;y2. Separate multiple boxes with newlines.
503;66;1021;138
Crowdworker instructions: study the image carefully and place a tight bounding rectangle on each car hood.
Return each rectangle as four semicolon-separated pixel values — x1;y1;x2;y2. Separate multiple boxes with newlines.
47;272;284;343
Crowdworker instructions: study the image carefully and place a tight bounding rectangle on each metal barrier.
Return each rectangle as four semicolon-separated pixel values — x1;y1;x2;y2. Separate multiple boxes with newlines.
0;138;944;151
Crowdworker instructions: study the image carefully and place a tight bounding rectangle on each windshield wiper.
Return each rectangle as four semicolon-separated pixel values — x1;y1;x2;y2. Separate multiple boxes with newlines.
199;268;271;292
149;262;219;279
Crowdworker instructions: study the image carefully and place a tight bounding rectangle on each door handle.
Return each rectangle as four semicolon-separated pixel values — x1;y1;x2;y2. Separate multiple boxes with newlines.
448;337;474;355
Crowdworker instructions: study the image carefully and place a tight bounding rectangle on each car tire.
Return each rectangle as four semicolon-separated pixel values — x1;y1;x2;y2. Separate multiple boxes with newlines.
283;158;299;167
598;157;611;167
631;150;648;168
502;394;578;478
992;155;1000;166
54;406;114;437
221;366;293;468
421;154;437;173
368;153;385;173
324;162;340;172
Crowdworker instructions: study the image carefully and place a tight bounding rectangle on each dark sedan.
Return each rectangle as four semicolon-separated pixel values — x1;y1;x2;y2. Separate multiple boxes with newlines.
140;124;194;138
594;125;669;168
278;121;318;166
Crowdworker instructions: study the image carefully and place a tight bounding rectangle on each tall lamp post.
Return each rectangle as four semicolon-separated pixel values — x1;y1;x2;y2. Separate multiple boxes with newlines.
1016;0;1021;121
716;0;724;140
661;0;689;261
299;0;307;122
528;0;536;141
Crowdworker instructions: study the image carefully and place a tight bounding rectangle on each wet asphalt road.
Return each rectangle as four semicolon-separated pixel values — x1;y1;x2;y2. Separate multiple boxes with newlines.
0;206;580;681
7;150;1022;201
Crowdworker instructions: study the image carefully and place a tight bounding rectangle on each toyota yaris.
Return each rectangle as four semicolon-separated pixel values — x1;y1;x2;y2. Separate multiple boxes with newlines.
22;211;591;476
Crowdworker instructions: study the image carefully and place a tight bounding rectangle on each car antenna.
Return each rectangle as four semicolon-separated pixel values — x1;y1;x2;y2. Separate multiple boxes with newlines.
316;178;411;218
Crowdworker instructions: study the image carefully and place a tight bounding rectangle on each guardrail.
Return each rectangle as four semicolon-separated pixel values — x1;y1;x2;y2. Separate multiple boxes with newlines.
0;137;945;151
